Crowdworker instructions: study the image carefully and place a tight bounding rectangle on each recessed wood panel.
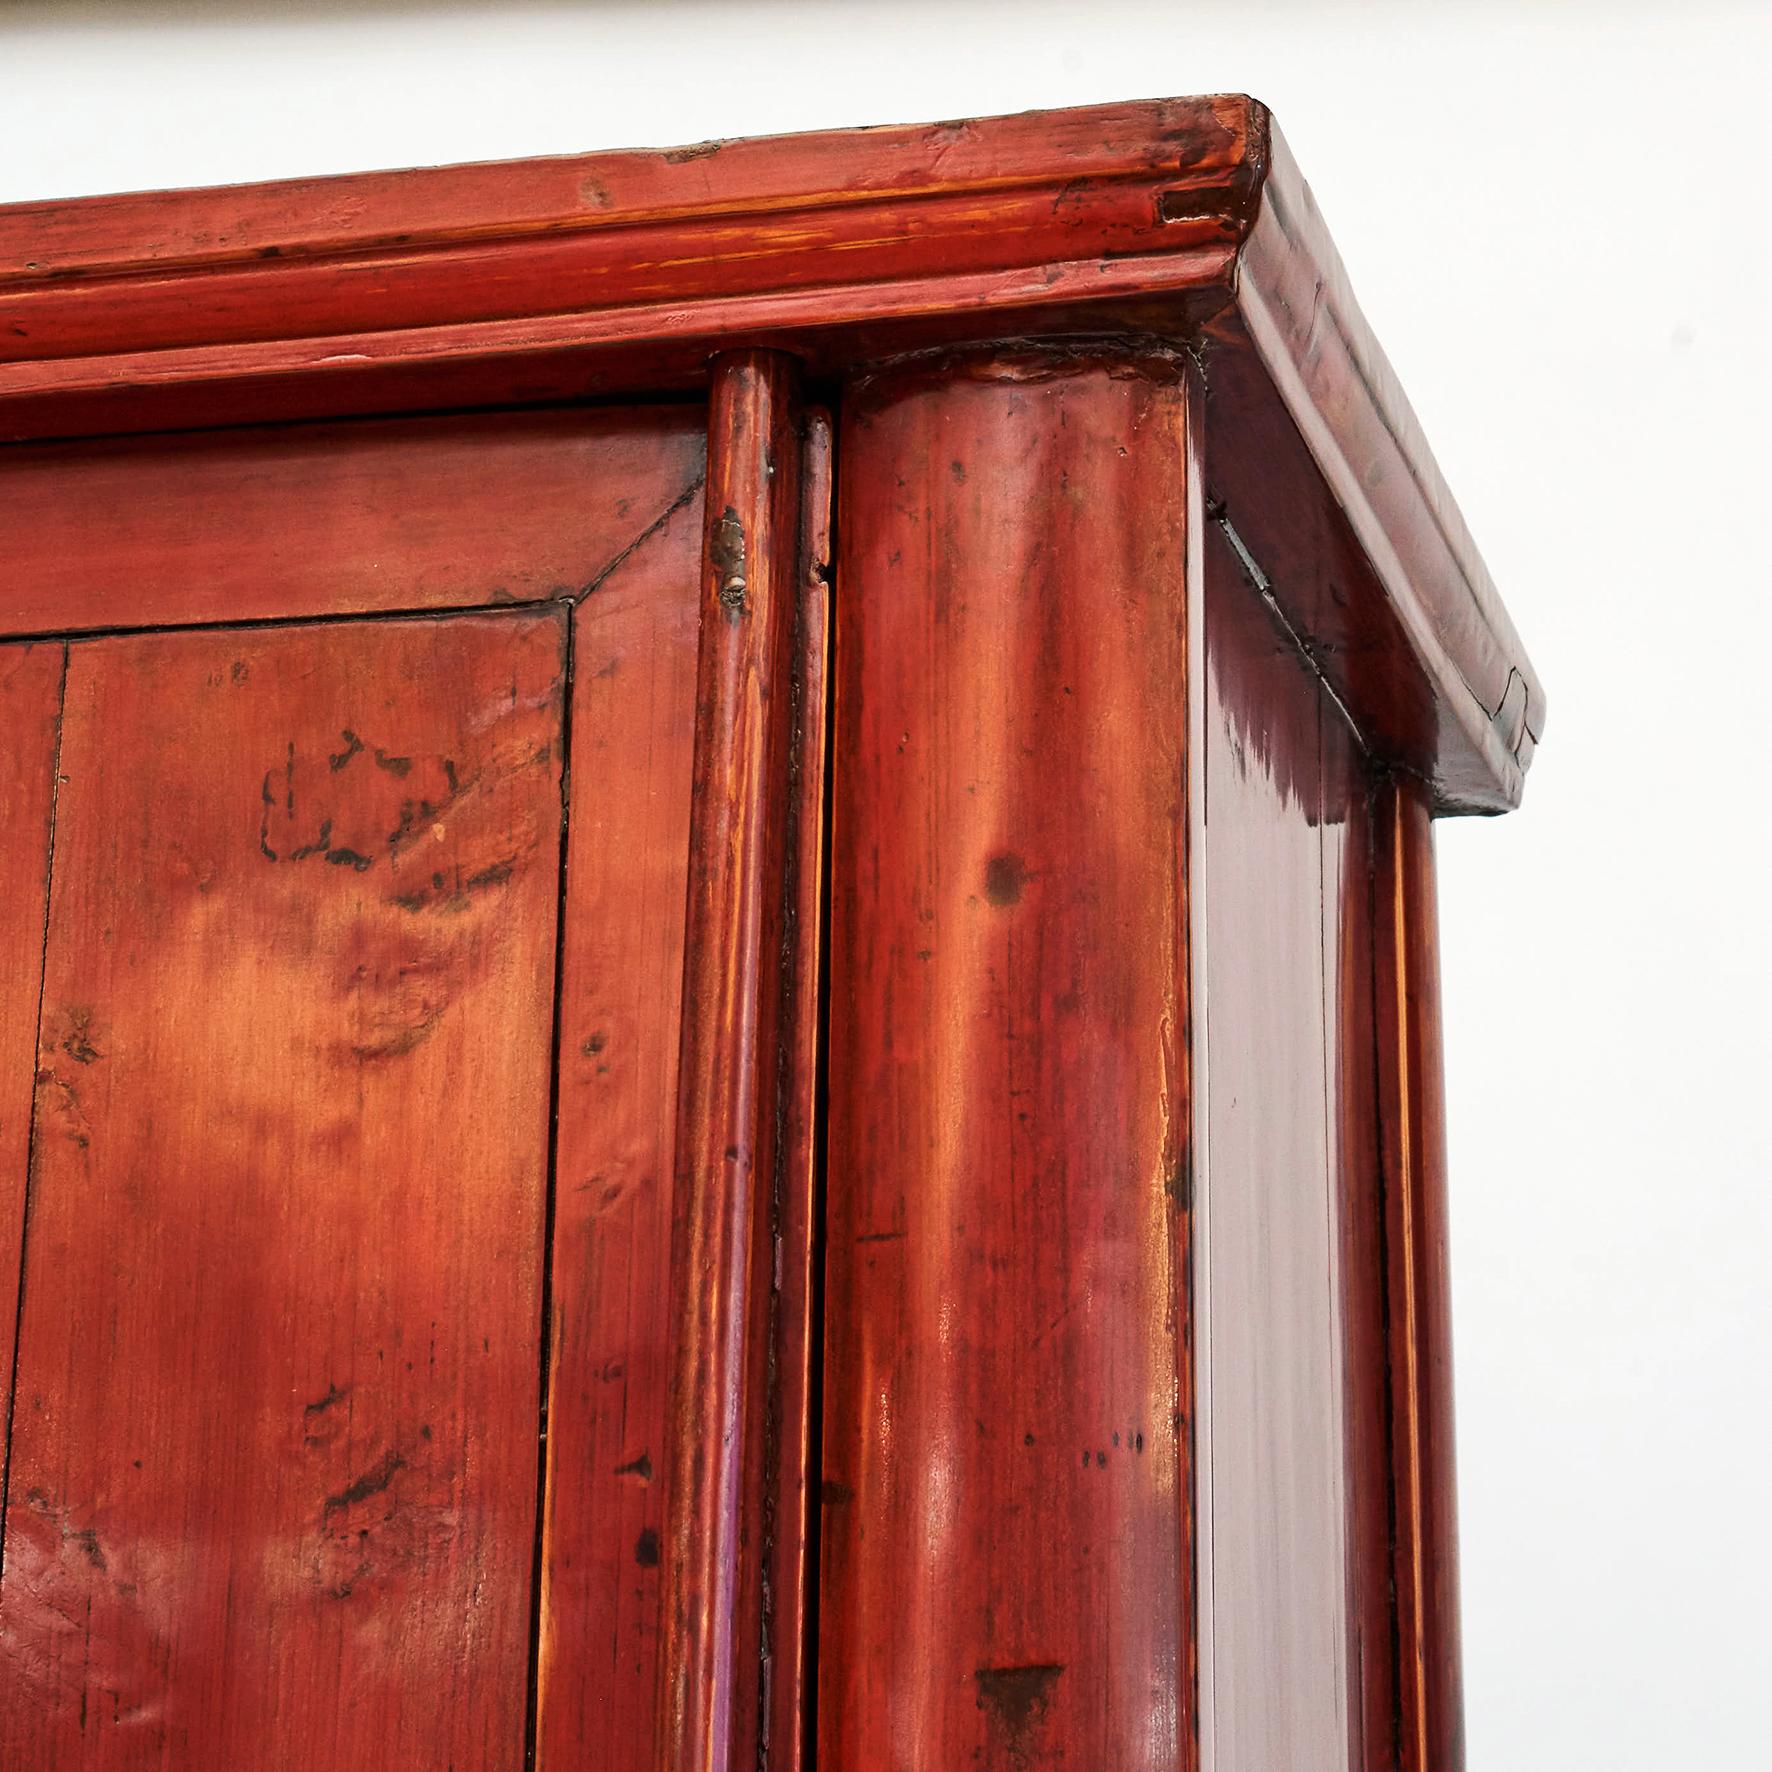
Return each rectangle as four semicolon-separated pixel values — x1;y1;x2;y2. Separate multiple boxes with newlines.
0;609;565;1767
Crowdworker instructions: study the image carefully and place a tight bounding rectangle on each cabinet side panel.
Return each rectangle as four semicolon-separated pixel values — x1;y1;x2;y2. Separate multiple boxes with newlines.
1195;520;1364;1770
821;356;1195;1770
534;482;703;1771
0;643;65;1462
0;610;565;1769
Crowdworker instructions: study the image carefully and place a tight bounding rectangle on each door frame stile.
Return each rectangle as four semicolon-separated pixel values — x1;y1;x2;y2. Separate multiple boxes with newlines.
657;350;808;1772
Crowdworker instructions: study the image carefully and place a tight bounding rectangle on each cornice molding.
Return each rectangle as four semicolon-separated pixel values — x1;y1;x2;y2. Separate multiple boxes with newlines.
0;95;1541;810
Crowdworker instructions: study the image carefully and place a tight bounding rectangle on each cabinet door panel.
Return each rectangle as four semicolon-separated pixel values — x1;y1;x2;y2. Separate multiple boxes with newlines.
0;609;565;1769
0;642;65;1463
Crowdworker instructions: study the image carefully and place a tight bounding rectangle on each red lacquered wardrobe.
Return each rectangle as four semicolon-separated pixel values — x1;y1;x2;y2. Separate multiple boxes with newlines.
0;96;1542;1771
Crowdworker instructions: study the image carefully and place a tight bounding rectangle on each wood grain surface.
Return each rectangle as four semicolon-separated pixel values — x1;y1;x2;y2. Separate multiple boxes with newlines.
0;405;704;639
1376;780;1465;1772
532;461;703;1771
0;643;66;1491
0;609;565;1767
657;352;806;1772
820;350;1197;1771
0;94;1542;825
0;98;1255;366
761;407;833;1772
0;96;1520;1763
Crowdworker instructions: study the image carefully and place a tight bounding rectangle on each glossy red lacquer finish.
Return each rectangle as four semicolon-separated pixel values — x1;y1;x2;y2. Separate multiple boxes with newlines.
821;351;1196;1771
0;94;1537;1772
0;98;1256;363
0;643;63;1473
1376;782;1466;1772
0;99;1542;811
533;461;704;1769
1334;786;1399;1772
0;406;704;637
0;612;565;1767
763;408;834;1772
657;352;812;1772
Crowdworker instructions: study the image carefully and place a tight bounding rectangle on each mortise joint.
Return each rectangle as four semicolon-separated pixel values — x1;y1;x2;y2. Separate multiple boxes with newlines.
1156;187;1219;224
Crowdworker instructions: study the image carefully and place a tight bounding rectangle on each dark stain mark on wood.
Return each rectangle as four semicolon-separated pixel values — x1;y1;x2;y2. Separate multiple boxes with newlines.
1165;1162;1192;1213
303;1380;350;1448
710;505;748;614
322;1450;405;1519
57;1007;103;1066
389;852;523;916
974;1663;1063;1757
37;1069;91;1148
289;818;333;861
1049;176;1091;215
386;758;483;856
304;1381;348;1419
820;1479;855;1507
67;1524;107;1572
634;1526;660;1567
984;851;1029;906
262;751;388;870
349;1006;445;1064
854;1228;906;1244
331;727;412;778
614;1451;653;1482
259;765;284;860
24;1488;109;1572
463;858;513;890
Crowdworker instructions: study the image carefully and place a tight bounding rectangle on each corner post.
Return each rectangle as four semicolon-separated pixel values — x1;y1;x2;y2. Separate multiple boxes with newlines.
818;346;1201;1769
1375;780;1465;1772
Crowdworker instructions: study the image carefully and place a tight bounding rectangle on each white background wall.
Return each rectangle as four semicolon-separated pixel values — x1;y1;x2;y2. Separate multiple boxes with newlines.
7;4;1769;1766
